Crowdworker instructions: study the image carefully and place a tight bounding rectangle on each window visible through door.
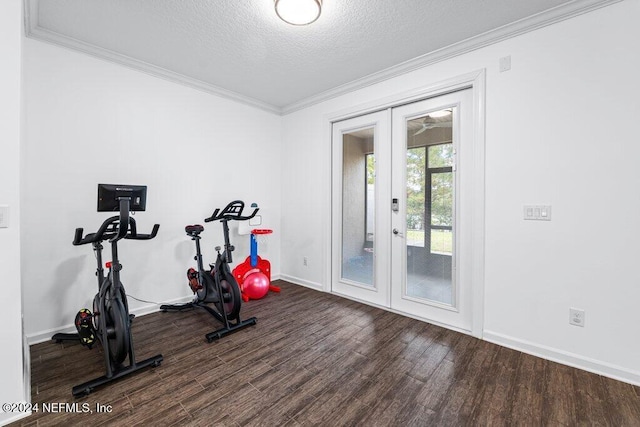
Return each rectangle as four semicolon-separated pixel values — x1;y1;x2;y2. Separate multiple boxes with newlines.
365;152;375;249
405;110;454;305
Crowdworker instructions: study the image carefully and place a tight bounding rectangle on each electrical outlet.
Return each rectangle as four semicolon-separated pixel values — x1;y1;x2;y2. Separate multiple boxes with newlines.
303;256;308;267
569;308;585;327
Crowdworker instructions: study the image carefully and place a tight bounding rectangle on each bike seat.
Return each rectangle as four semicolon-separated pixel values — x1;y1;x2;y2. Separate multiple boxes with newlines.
185;224;204;236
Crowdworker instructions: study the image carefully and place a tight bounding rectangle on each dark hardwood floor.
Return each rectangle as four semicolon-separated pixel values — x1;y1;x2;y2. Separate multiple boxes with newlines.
11;280;640;426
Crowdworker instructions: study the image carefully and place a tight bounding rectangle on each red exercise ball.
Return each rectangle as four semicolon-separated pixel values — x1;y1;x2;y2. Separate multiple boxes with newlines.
241;271;270;300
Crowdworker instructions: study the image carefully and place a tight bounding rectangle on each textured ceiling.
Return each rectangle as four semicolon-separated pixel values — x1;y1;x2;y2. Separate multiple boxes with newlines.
26;0;615;113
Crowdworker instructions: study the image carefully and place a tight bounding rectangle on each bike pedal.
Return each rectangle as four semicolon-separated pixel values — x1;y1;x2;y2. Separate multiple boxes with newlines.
75;308;96;349
187;268;202;293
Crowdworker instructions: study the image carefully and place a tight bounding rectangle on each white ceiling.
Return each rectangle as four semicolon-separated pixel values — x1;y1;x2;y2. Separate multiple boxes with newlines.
25;0;615;113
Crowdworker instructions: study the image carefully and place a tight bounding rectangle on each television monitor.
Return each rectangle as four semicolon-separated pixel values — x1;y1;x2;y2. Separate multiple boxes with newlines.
97;184;147;212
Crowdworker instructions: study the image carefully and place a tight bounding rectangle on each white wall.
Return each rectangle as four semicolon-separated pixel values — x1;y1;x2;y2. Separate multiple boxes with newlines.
281;0;640;384
22;38;282;340
0;1;27;424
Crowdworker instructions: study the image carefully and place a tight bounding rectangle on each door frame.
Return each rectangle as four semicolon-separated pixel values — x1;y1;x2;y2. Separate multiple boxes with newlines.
322;69;486;338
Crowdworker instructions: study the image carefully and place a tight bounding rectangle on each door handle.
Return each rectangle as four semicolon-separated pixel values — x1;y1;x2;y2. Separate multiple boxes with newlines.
393;228;404;237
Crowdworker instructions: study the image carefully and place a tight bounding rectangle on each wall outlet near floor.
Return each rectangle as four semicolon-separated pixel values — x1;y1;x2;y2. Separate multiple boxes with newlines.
303;256;308;267
569;308;585;327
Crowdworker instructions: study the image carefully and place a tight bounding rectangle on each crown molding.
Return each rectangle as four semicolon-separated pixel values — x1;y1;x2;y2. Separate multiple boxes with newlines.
23;0;281;115
24;0;622;116
280;0;623;114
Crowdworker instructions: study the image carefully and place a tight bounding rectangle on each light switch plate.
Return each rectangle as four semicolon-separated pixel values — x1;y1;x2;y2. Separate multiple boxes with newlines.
524;205;551;221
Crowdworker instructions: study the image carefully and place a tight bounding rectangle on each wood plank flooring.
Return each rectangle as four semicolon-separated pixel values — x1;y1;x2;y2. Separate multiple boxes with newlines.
12;280;640;426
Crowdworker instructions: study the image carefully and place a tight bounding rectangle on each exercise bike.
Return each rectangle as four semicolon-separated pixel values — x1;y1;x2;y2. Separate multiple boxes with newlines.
52;184;163;397
160;200;258;342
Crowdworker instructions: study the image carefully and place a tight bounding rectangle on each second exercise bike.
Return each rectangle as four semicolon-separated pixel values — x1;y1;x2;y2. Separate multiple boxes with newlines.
161;200;258;342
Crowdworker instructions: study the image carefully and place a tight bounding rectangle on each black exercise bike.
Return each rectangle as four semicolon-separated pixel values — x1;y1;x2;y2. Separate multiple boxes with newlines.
53;186;163;397
161;200;258;342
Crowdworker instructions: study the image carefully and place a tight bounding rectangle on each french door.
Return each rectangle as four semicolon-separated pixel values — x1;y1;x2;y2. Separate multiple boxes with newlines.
332;89;477;334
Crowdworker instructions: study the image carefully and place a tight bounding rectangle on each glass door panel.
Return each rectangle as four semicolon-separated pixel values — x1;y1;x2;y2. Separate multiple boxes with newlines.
405;119;454;305
341;130;374;286
397;104;456;311
332;110;391;307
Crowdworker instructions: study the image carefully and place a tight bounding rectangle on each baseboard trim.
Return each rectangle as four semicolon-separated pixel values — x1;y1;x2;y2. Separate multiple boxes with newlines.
1;410;31;426
279;274;323;291
26;294;194;345
483;330;640;387
26;276;288;346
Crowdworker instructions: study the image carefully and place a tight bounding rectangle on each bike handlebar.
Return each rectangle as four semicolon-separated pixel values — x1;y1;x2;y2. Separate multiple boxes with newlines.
126;223;160;240
204;200;259;223
73;216;160;246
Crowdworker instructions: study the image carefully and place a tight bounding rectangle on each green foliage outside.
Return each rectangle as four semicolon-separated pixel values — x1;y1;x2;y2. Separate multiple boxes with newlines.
406;144;454;239
366;143;454;255
407;229;453;254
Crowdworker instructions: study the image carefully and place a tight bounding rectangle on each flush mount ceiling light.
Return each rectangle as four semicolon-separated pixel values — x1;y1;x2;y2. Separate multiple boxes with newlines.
275;0;322;26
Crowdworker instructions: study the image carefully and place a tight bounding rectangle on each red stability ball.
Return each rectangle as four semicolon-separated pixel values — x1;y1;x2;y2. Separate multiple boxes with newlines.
241;270;270;300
